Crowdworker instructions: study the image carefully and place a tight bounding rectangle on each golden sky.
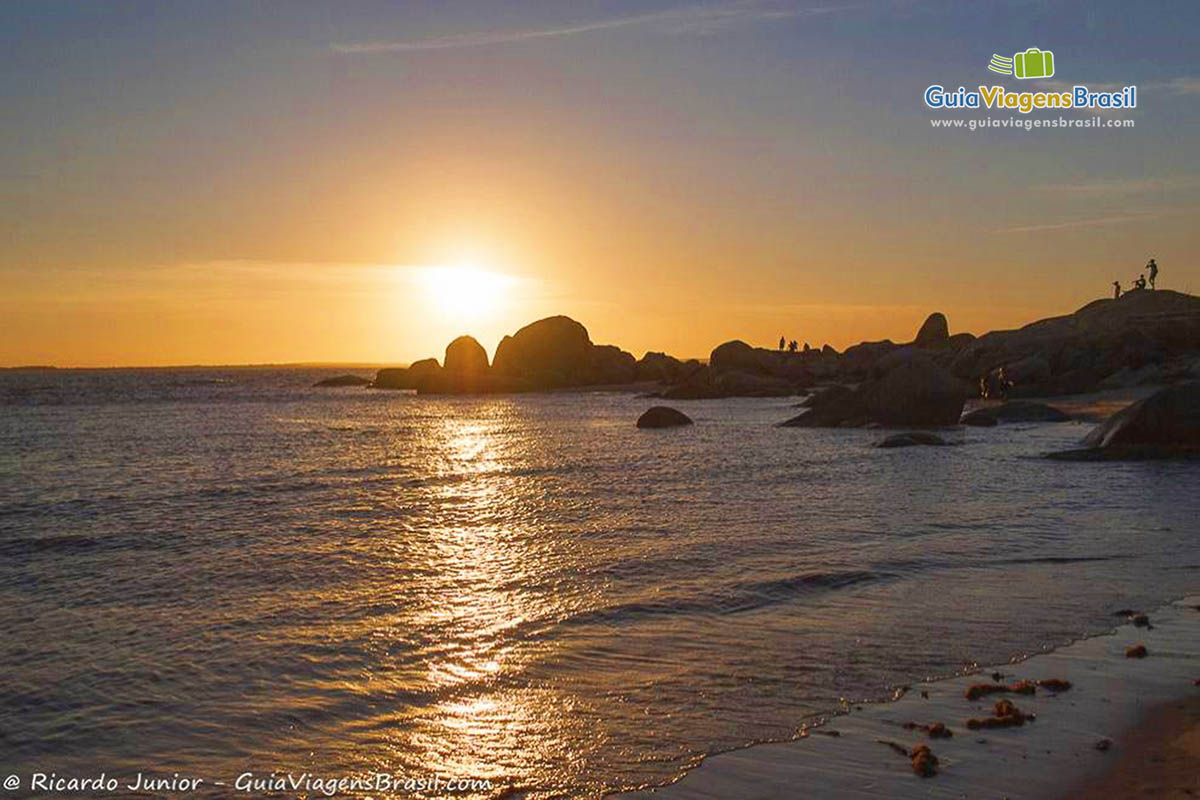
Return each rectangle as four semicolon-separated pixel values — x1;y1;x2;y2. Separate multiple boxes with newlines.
2;1;1197;367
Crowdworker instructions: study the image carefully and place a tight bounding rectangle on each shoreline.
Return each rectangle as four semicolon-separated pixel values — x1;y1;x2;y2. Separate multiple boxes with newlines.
612;595;1200;799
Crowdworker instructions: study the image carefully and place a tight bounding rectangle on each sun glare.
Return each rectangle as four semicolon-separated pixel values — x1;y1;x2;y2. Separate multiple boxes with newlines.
419;265;514;320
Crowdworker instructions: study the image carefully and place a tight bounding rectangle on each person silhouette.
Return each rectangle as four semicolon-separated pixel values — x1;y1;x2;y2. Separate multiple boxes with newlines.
1134;274;1147;290
1147;258;1158;289
787;340;798;353
1113;280;1121;299
779;336;786;351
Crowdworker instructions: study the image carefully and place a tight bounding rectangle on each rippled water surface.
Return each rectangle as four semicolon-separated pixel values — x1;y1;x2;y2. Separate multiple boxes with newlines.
2;368;1197;798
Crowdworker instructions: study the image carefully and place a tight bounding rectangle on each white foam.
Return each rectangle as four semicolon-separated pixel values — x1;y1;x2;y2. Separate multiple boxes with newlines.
614;596;1200;799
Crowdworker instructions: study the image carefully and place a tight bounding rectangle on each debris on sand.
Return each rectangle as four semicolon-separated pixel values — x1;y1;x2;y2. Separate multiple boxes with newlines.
910;744;939;777
1036;678;1072;692
1125;644;1148;658
964;680;1036;700
902;721;953;738
966;699;1036;729
965;683;1009;701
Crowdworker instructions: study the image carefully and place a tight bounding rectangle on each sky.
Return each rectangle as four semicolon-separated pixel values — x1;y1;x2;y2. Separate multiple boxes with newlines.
2;0;1198;366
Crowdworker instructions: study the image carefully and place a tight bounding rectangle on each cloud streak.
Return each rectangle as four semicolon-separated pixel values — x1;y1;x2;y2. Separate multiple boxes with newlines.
331;1;854;54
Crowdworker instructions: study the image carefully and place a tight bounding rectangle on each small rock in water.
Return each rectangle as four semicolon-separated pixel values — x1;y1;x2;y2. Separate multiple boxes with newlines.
1094;738;1112;751
1036;678;1072;692
991;671;1005;682
920;690;929;699
636;406;694;429
1132;613;1151;628
1125;643;1148;659
876;431;948;448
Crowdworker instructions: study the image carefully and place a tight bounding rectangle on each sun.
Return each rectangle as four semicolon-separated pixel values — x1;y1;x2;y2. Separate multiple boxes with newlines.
419;264;514;320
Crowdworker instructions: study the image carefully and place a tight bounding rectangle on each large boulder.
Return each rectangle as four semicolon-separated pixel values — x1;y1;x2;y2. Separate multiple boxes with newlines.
858;353;966;426
914;313;950;349
372;358;441;390
588;344;638;385
636;352;684;382
491;316;593;384
637;406;693;429
444;335;489;375
961;401;1071;426
839;340;898;377
1049;383;1200;460
710;340;772;375
779;385;869;427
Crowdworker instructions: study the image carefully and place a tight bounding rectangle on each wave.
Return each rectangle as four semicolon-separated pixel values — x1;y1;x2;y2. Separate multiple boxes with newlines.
559;569;885;627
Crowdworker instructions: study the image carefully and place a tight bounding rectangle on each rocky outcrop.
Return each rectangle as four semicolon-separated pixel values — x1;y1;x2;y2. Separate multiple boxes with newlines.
961;401;1071;426
1048;382;1200;460
588;344;637;385
636;406;693;429
492;316;593;383
372;358;441;390
636;352;684;382
313;374;370;387
711;340;772;376
859;352;967;426
954;290;1200;396
914;313;950;349
444;335;489;375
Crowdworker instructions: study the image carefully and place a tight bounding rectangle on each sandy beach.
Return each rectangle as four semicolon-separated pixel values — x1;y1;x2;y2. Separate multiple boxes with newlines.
614;595;1200;800
1060;693;1200;800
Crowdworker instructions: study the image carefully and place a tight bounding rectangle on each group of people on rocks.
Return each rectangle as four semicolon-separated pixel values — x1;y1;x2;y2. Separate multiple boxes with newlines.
1113;258;1159;299
778;337;810;353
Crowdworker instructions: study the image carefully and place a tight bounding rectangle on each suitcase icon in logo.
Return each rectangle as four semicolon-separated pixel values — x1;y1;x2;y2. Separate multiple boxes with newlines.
1014;48;1054;79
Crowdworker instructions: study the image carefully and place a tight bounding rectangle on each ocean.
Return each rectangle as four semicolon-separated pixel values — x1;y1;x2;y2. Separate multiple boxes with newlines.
1;367;1197;798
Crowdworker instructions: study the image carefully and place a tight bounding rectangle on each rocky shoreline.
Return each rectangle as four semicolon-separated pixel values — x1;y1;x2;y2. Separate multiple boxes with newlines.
357;290;1200;406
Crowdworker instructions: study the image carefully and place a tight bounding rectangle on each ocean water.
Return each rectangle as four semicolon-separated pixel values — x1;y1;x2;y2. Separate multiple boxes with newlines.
1;367;1197;799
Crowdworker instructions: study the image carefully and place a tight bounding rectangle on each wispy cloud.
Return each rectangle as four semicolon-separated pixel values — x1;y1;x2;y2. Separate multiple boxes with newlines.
1035;176;1200;197
331;1;855;55
993;214;1155;235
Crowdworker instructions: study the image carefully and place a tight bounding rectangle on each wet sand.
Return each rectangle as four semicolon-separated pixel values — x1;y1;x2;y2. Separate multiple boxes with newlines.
613;596;1200;800
1061;693;1200;800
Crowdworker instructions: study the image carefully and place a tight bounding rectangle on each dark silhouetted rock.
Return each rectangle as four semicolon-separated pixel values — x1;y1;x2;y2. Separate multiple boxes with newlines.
491;315;592;384
372;358;441;390
779;384;869;427
713;369;794;397
444;335;489;375
961;401;1071;426
839;340;898;377
914;312;950;349
859;353;966;427
710;340;771;376
636;352;684;382
1050;383;1200;460
636;406;694;429
662;364;720;399
589;344;638;385
877;432;948;448
313;374;370;387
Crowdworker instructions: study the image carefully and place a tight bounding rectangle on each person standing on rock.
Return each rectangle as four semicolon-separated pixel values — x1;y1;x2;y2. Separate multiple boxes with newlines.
1147;258;1158;289
1113;280;1122;299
